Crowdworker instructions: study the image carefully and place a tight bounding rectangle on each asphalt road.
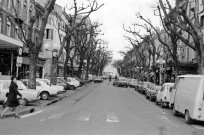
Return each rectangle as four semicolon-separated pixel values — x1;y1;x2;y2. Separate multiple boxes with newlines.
0;81;204;135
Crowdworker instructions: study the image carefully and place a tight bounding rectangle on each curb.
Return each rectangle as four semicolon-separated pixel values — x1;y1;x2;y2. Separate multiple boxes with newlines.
41;95;66;107
4;106;36;118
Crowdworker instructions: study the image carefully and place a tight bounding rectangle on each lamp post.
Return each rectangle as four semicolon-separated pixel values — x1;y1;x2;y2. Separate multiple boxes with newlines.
156;59;166;85
44;43;59;86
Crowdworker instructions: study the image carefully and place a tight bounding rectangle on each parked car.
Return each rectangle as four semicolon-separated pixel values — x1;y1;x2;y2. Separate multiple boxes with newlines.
146;84;161;101
156;83;174;108
135;81;143;92
93;77;103;83
113;78;129;87
58;77;80;90
56;78;71;90
128;79;138;88
74;77;90;86
38;79;65;93
139;82;153;94
0;80;40;106
22;79;58;100
171;75;204;124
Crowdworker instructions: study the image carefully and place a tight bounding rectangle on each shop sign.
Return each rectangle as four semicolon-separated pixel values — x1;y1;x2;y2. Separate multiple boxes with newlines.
16;63;22;67
37;59;45;67
17;56;23;64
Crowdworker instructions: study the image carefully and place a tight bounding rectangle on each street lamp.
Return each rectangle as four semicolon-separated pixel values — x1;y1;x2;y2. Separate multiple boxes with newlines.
44;43;59;86
156;58;166;85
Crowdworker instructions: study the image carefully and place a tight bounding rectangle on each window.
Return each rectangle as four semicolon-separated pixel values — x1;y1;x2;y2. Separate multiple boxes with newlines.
35;16;39;28
16;0;21;9
2;82;10;89
6;19;11;36
0;17;2;33
201;15;204;27
160;87;164;92
14;26;19;39
45;29;53;39
5;0;10;9
36;81;41;86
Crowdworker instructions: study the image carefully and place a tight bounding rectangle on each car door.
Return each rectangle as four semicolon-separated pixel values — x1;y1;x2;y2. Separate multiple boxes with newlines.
0;82;10;101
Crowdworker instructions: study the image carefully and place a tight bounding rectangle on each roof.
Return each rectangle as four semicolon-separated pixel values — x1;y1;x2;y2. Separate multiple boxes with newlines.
178;74;204;79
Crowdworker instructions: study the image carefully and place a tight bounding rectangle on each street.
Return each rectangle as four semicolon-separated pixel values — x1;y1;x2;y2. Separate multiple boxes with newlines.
0;81;204;135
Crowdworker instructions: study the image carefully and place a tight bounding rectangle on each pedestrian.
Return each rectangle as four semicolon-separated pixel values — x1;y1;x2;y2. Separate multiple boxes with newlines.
1;76;22;119
108;75;112;85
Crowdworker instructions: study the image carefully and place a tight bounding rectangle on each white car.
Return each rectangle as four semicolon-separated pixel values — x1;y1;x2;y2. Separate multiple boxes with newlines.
22;79;58;100
66;77;80;89
38;79;65;93
0;80;40;106
156;83;174;108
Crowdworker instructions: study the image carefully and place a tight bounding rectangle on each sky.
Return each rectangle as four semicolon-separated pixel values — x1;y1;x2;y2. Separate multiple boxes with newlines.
56;0;161;60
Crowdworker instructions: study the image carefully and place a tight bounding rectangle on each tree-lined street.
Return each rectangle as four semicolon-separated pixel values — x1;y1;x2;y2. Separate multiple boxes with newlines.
1;81;204;135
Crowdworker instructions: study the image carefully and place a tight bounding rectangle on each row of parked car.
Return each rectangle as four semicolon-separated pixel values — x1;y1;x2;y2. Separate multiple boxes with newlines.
0;76;91;107
133;75;204;124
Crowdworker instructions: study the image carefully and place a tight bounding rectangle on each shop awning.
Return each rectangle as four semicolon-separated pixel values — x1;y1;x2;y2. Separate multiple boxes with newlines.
0;33;23;48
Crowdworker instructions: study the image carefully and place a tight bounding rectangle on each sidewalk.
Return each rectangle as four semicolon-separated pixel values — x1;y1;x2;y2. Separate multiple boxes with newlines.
0;83;92;118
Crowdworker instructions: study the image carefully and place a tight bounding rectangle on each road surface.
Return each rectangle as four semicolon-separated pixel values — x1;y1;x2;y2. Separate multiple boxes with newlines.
0;81;204;135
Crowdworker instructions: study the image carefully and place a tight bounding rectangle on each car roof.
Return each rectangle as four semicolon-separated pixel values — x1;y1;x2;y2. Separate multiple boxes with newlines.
178;75;204;79
163;83;174;86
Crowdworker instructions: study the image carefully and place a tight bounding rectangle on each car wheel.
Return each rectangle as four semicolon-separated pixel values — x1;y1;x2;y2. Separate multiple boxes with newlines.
150;95;153;101
173;106;178;116
160;101;164;108
40;92;49;100
155;100;158;105
19;98;28;106
69;85;75;90
185;110;193;124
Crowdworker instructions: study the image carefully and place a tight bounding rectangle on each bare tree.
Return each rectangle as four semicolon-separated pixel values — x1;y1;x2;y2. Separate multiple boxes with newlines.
159;0;203;74
9;0;56;88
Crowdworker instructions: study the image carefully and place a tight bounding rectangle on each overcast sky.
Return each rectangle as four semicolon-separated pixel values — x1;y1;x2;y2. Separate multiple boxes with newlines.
56;0;161;60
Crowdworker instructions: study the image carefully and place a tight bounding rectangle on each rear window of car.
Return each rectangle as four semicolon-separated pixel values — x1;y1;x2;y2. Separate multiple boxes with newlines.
2;82;10;89
36;81;41;86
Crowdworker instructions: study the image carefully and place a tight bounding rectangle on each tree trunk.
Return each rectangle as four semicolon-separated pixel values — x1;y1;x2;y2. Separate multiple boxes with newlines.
70;59;74;77
63;56;69;81
77;57;84;78
28;50;38;89
85;57;90;80
50;57;58;85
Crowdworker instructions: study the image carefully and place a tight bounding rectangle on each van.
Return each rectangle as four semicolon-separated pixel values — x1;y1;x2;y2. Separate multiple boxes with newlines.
171;75;204;124
156;83;174;108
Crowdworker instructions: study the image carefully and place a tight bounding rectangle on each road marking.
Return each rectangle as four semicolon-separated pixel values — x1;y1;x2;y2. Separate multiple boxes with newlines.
106;113;119;123
77;113;91;122
192;125;204;130
40;112;66;122
21;110;43;119
157;116;179;127
129;88;167;114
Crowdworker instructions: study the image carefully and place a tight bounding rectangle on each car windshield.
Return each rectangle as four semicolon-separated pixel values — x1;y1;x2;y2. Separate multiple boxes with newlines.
41;80;50;85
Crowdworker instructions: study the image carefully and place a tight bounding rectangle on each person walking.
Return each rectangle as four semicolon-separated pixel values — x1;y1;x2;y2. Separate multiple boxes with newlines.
1;76;22;119
108;76;112;85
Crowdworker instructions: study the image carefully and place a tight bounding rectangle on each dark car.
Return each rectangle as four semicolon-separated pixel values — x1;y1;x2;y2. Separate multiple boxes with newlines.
93;77;103;83
113;78;129;87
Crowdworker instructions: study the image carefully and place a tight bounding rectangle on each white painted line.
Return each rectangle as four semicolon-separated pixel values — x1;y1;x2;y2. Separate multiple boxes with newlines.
106;113;119;123
192;125;204;130
77;113;91;122
129;88;167;114
40;112;66;122
21;110;43;119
